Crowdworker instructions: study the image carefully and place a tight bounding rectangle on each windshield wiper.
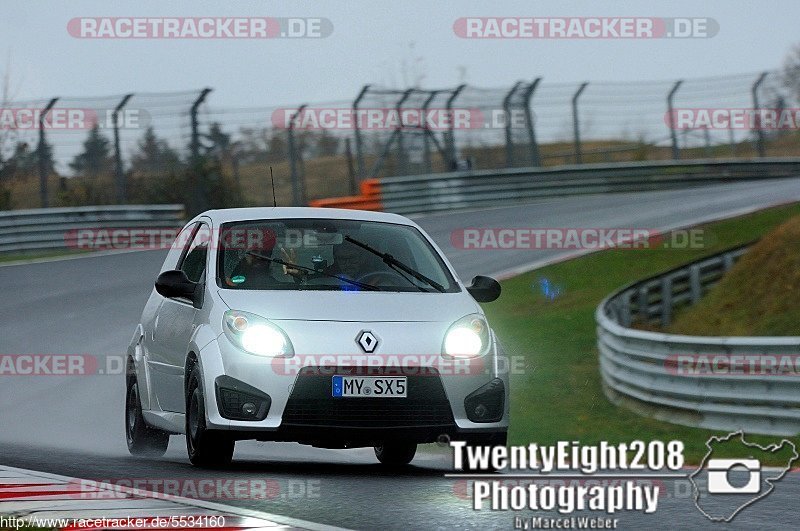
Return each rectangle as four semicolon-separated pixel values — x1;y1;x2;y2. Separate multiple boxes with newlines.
343;235;446;293
385;262;434;292
246;251;379;291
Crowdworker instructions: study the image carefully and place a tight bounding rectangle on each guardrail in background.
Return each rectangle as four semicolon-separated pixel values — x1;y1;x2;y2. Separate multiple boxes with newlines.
0;204;185;255
310;158;800;215
596;242;800;436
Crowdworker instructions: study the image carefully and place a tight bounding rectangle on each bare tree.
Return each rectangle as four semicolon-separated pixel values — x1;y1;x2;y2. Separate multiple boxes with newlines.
782;43;800;105
0;52;15;208
0;52;18;164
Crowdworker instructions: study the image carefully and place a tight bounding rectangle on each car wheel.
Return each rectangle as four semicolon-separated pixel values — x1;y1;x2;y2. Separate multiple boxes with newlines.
186;364;235;467
125;373;169;457
374;442;417;466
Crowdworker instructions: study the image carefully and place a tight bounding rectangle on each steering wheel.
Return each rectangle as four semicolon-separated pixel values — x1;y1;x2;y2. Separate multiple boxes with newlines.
356;270;407;287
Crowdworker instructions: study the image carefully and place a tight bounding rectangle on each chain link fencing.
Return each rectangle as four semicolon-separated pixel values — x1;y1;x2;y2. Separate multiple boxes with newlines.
0;70;795;213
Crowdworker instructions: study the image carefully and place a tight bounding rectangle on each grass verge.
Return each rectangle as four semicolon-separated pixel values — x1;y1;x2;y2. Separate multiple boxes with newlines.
668;214;800;336
483;202;800;465
0;249;89;264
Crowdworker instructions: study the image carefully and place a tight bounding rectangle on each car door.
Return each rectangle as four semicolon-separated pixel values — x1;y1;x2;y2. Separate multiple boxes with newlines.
149;222;210;413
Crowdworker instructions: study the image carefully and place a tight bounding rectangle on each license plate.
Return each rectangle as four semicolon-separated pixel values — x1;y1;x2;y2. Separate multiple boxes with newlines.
332;375;407;398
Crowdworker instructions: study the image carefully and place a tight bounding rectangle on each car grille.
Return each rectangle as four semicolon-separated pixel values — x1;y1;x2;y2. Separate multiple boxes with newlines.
281;366;455;428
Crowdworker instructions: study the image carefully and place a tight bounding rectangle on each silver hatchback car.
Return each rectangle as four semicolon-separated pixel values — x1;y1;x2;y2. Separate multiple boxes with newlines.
126;207;508;467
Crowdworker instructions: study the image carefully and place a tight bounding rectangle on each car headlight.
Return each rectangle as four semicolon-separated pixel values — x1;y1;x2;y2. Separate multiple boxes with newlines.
443;314;491;358
223;310;294;357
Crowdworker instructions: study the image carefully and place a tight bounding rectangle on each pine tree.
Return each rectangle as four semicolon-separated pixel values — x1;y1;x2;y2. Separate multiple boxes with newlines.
70;124;113;178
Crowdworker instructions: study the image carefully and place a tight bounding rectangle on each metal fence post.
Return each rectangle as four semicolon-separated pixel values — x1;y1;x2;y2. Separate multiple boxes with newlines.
523;78;542;167
667;80;683;160
572;82;589;164
112;93;133;204
189;88;212;214
729;128;736;157
231;148;241;194
190;88;212;163
344;137;357;195
421;90;439;174
38;98;58;208
637;285;649;323
752;72;768;158
620;292;632;327
503;82;522;167
352;85;370;181
703;126;711;157
722;252;735;272
660;276;673;327
689;265;702;303
288;104;307;206
445;84;466;171
394;89;413;176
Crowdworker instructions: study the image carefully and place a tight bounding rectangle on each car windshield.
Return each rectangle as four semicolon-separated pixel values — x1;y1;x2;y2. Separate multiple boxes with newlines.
216;218;459;293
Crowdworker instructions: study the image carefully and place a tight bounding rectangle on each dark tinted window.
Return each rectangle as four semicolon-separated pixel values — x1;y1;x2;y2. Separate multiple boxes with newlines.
179;224;209;283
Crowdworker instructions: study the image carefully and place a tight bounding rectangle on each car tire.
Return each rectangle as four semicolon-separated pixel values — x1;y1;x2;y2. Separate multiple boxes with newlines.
186;364;235;467
374;442;417;466
125;373;170;457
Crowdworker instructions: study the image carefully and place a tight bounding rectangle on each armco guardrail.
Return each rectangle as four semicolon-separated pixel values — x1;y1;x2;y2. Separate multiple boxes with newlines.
0;204;185;254
311;158;800;214
597;243;800;436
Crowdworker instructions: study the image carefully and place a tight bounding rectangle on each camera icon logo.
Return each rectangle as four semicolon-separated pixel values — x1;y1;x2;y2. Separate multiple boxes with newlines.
707;458;761;494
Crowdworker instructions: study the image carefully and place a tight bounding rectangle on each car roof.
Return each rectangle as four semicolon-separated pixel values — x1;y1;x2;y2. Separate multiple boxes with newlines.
193;207;415;226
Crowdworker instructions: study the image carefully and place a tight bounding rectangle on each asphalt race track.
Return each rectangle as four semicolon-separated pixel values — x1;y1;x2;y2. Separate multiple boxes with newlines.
2;178;800;530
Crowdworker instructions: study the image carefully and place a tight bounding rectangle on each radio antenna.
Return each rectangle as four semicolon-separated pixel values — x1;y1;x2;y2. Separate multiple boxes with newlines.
269;166;277;207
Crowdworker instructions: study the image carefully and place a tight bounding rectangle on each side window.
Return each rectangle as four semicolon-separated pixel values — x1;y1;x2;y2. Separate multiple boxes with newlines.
179;224;210;283
163;222;197;271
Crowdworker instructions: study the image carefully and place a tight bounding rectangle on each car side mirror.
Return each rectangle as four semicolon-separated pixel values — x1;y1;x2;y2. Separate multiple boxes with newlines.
466;275;501;302
155;270;197;301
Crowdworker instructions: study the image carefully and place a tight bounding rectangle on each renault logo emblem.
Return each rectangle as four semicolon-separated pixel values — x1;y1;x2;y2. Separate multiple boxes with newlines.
357;330;378;353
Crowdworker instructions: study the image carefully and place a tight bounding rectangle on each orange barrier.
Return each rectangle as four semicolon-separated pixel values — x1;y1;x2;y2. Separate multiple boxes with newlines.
359;178;380;196
308;179;383;211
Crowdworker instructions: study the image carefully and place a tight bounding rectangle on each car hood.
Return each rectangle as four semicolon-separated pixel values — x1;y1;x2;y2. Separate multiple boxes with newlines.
217;289;478;323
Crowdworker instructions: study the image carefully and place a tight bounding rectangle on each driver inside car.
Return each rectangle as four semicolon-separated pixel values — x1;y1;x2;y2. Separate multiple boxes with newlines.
227;226;411;290
224;229;296;288
280;240;374;286
326;240;373;279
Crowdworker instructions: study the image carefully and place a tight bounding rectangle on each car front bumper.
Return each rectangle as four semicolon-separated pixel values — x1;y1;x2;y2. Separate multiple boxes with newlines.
197;328;510;444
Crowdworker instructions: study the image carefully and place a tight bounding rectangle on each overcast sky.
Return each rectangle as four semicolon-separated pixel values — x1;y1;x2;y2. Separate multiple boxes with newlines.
2;1;799;107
